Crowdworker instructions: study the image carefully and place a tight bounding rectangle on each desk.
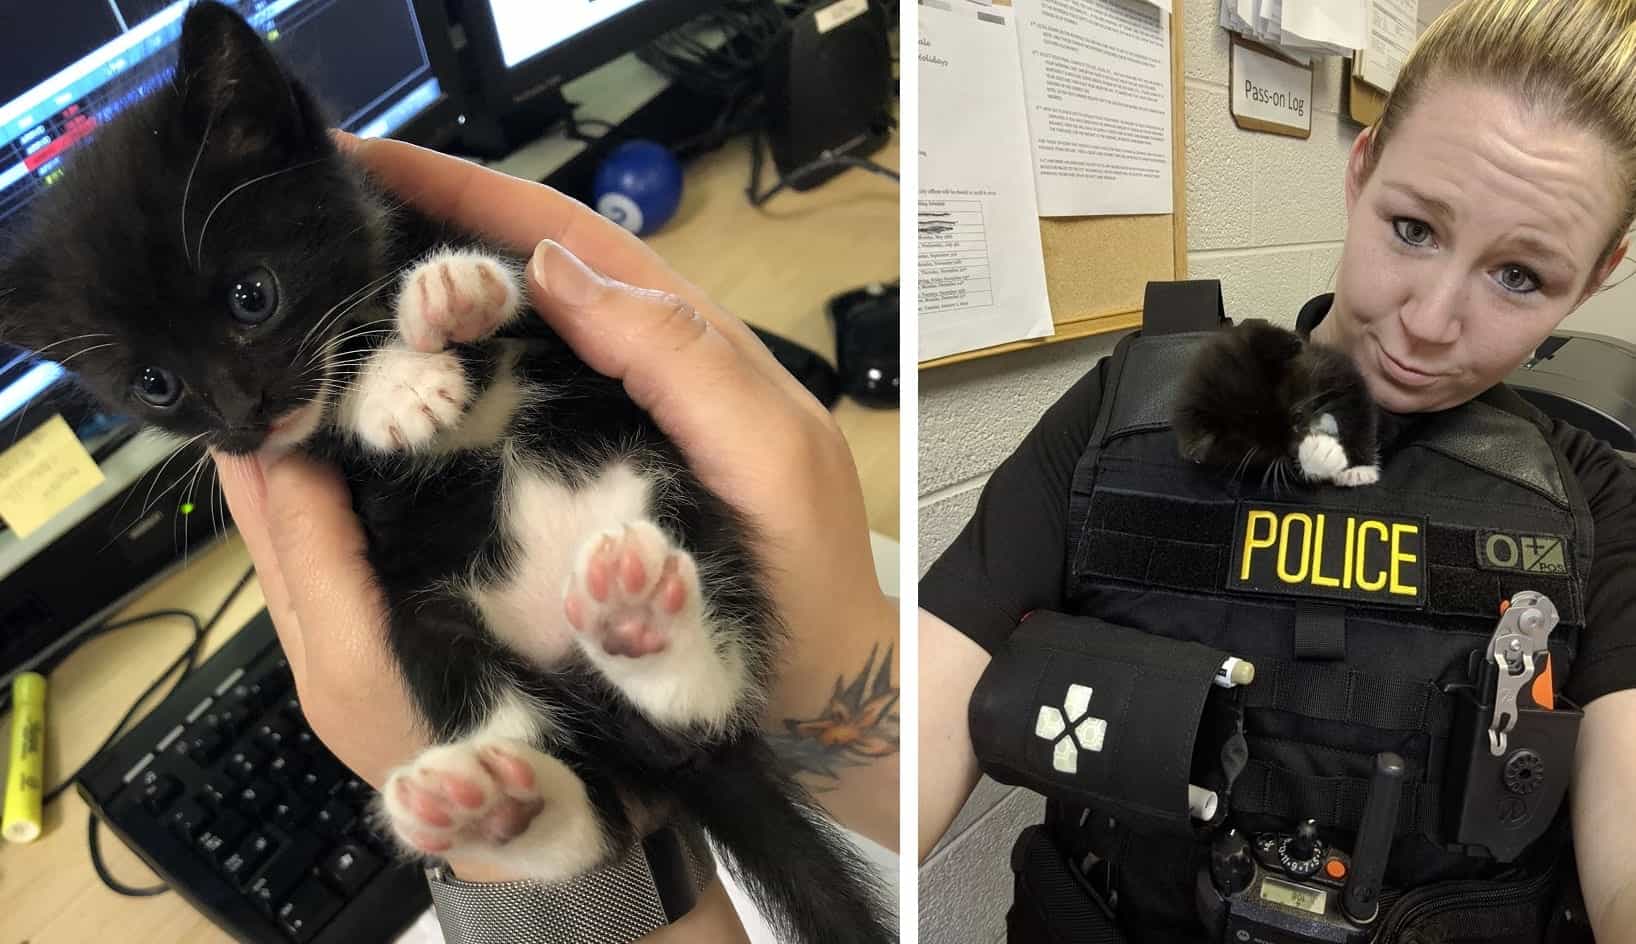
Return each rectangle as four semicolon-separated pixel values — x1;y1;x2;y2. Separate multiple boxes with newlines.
0;122;899;942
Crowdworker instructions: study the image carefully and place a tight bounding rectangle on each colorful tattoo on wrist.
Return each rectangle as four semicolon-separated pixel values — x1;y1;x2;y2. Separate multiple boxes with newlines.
769;643;899;791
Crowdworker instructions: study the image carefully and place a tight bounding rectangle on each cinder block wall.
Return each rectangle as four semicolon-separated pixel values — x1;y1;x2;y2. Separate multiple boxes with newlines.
917;3;1450;939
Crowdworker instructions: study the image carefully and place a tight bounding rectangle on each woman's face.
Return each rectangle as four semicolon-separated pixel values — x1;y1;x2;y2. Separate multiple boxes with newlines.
1318;80;1629;413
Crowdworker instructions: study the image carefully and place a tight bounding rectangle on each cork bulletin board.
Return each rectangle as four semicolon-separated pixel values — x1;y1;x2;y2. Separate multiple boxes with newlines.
922;0;1190;369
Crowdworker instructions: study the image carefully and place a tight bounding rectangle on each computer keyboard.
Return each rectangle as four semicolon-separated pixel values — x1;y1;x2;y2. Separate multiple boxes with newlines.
77;609;430;943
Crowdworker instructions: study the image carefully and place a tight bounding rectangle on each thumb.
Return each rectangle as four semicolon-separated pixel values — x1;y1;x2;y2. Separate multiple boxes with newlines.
526;239;791;459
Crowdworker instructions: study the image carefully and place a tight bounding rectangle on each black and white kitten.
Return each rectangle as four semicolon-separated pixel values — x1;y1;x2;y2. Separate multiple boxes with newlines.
1173;319;1380;489
0;5;892;942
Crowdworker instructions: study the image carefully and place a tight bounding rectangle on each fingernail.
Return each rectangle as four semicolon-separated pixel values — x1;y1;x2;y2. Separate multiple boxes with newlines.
531;239;603;308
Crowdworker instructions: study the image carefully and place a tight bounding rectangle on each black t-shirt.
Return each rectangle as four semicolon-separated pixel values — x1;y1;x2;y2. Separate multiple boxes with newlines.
921;295;1636;706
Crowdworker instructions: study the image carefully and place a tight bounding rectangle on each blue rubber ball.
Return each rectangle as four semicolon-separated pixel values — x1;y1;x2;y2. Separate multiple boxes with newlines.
594;140;684;237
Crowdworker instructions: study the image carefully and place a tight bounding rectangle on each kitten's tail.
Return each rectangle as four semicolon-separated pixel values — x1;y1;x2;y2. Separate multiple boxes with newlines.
671;733;897;944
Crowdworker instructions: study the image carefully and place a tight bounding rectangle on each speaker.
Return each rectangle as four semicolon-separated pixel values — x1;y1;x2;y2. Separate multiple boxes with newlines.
761;0;894;191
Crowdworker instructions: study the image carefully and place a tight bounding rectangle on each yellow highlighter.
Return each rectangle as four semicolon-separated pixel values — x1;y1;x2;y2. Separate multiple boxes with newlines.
4;672;46;843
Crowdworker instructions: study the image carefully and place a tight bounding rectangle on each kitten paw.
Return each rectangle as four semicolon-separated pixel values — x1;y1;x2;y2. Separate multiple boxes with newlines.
1336;464;1380;487
381;739;544;856
1296;432;1348;482
564;522;700;659
379;738;610;881
398;250;521;353
343;345;470;451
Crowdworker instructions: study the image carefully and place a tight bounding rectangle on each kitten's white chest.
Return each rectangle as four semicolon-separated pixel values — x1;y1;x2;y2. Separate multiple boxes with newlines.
469;458;654;665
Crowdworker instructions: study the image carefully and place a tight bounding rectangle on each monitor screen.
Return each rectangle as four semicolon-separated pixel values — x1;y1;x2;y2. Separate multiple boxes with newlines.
485;0;649;69
0;0;445;234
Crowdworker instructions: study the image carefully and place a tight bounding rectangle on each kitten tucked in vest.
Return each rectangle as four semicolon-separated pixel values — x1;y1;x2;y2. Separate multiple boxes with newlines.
0;5;891;941
1173;319;1381;490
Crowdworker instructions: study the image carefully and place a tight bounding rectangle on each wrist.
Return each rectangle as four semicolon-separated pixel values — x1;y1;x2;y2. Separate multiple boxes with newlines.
441;856;529;884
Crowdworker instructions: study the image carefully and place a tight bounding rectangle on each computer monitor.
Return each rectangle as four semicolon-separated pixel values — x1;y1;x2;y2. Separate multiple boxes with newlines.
450;0;726;157
0;0;462;687
0;0;460;234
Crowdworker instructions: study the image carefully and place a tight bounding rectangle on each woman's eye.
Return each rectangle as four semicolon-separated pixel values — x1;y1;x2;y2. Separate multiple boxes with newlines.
228;266;279;325
1496;264;1541;294
133;366;182;407
1392;217;1435;247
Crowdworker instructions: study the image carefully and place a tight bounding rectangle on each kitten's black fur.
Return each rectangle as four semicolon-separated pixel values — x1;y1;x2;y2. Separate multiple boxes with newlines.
1173;319;1380;489
0;6;891;942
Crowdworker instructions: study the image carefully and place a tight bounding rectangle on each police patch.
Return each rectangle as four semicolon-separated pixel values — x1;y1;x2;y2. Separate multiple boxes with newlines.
1476;531;1571;576
1228;502;1427;607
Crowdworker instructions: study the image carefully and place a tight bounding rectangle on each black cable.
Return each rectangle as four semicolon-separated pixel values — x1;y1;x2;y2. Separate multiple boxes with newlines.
72;562;257;898
746;126;900;207
88;814;167;897
40;563;257;806
41;611;204;806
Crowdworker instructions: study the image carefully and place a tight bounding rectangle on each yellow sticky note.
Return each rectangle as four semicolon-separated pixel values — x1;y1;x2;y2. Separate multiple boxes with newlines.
0;415;104;538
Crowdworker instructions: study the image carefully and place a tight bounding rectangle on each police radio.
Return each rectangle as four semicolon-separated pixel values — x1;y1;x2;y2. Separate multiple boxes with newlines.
1198;753;1404;944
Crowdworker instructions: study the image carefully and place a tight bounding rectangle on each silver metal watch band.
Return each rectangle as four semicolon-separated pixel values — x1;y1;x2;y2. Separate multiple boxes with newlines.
425;822;715;944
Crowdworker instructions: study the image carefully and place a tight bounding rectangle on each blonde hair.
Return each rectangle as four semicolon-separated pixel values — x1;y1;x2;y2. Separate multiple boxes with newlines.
1365;0;1636;268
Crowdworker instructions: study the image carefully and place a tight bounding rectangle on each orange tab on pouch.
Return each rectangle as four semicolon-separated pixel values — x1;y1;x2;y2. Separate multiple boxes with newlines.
1529;652;1555;711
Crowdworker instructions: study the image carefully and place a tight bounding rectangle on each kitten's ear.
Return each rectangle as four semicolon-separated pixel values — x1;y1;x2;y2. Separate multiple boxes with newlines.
176;2;317;155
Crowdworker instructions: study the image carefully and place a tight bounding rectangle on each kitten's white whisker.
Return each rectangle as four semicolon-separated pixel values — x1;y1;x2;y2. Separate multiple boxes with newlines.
301;330;396;371
52;343;117;367
24;332;113;358
180;110;215;272
137;432;208;519
295;268;405;361
305;356;377;376
322;324;396;349
195;158;325;266
101;445;207;553
180;456;209;565
211;463;226;540
296;275;396;358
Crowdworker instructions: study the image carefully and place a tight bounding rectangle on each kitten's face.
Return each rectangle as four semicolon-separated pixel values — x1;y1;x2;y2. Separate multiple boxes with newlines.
0;3;381;455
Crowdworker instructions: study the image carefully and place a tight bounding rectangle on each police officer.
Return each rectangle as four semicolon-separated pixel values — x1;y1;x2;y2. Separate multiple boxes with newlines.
920;1;1636;941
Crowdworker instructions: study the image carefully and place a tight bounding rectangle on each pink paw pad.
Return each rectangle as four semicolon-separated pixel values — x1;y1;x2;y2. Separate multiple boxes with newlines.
564;522;698;659
383;741;545;855
398;252;520;353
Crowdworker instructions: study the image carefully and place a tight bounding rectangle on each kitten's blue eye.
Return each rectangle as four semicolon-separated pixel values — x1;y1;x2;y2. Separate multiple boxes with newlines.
133;366;181;408
229;266;279;325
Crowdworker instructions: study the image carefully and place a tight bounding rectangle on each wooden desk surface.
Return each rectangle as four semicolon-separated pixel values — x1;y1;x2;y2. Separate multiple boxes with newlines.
0;130;899;943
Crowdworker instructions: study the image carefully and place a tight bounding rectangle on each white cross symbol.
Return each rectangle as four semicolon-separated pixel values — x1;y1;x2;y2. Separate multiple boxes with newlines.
1033;683;1108;774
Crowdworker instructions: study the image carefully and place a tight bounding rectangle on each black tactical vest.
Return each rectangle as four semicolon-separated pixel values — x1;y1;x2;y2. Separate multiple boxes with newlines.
1050;325;1595;941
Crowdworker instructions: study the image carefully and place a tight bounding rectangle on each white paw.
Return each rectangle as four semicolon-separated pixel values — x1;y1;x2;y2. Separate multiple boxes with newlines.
398;250;521;353
1296;432;1348;482
1314;413;1339;436
564;522;702;659
381;739;546;858
1336;465;1380;487
342;345;470;451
